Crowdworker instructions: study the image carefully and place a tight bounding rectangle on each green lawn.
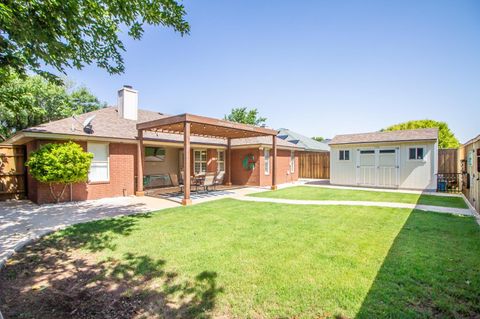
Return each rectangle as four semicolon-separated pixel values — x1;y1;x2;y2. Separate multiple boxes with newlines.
2;199;479;318
250;186;468;208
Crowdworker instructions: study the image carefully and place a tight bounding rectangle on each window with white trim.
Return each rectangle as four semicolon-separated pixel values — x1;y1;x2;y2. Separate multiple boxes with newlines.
339;150;350;161
217;150;225;172
88;142;109;182
290;151;295;173
264;148;270;175
408;147;424;160
194;150;207;174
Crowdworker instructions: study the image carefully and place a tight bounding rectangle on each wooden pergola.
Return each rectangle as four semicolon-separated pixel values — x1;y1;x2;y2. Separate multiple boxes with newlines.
136;113;278;205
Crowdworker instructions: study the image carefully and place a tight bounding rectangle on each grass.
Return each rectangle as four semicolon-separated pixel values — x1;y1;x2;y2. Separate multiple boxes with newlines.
249;186;469;208
9;199;479;318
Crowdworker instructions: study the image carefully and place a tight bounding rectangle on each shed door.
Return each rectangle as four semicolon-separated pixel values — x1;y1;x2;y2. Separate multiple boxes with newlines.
356;150;376;186
377;149;399;187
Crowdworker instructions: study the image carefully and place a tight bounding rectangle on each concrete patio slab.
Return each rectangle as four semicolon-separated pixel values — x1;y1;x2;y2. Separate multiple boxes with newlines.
0;196;179;268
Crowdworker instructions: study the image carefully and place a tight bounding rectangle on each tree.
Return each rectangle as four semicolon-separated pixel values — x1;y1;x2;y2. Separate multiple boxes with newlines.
312;136;325;142
383;120;460;149
0;0;189;80
26;142;93;203
224;107;267;126
0;72;106;140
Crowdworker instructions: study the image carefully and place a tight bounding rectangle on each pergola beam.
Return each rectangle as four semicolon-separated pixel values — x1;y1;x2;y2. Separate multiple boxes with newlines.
136;113;280;206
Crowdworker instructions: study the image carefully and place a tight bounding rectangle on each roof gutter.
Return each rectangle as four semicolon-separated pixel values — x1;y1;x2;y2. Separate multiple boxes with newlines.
329;138;438;146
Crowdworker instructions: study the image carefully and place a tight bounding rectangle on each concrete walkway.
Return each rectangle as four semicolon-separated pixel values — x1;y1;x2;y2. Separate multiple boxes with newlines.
235;195;475;216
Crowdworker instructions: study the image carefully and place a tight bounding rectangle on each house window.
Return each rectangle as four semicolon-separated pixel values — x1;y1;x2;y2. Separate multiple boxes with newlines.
264;148;270;175
217;150;225;172
290;151;295;173
88;142;109;182
409;147;424;160
194;150;207;174
339;150;350;161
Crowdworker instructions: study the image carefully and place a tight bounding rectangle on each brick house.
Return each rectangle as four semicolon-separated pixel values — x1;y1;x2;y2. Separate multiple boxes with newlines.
4;86;302;204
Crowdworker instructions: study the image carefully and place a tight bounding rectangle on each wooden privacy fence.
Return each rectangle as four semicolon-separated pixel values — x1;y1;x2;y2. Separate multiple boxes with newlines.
298;151;330;179
0;145;26;200
438;149;458;174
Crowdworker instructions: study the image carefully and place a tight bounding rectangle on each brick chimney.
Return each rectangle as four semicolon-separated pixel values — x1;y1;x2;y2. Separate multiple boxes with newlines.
117;85;138;121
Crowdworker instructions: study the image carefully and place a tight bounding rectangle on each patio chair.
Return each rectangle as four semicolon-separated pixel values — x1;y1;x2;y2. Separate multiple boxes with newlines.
212;171;225;191
199;172;216;192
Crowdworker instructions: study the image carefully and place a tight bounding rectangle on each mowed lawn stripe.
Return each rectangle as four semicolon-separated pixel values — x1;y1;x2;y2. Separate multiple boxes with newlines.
249;186;468;209
16;199;477;318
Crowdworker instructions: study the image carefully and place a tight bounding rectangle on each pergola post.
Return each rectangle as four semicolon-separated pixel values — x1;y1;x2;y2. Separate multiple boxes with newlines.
136;129;145;196
226;138;232;186
182;122;192;205
271;135;277;190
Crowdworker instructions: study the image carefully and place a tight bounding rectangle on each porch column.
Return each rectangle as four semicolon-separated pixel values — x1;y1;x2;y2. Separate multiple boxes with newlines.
136;129;145;196
226;138;232;186
182;122;192;205
271;135;277;190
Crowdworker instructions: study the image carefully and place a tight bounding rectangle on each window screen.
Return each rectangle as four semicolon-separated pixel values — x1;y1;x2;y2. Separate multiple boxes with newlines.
88;143;109;182
217;150;225;172
194;150;207;174
264;148;270;175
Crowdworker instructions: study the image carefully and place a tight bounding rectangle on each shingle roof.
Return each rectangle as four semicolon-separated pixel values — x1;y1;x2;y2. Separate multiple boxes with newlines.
330;128;439;145
277;128;330;152
22;107;301;149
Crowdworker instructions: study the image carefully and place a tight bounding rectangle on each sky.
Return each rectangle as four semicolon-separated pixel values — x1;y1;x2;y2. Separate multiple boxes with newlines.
60;0;480;143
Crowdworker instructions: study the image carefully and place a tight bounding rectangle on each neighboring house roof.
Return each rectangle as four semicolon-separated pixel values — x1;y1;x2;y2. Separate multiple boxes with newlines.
462;134;480;146
9;107;301;149
330;128;439;145
277;128;330;152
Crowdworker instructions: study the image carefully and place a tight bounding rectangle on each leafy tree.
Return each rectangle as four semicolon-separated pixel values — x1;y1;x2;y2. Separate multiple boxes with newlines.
0;0;189;80
224;107;267;126
312;136;325;142
26;142;93;203
383;120;460;149
0;72;106;140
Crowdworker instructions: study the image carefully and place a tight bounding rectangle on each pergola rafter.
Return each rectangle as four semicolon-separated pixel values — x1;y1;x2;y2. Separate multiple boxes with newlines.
136;113;278;205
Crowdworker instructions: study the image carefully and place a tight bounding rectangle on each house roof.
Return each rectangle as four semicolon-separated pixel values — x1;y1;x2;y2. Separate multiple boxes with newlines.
330;128;439;145
277;128;330;152
10;107;300;149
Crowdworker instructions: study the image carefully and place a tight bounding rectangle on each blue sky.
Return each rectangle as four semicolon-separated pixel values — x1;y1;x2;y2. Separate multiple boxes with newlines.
61;0;480;142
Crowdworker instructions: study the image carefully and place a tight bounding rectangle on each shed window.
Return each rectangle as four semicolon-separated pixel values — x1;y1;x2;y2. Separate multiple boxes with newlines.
380;149;396;154
409;147;424;160
360;150;375;154
88;143;109;182
339;150;350;161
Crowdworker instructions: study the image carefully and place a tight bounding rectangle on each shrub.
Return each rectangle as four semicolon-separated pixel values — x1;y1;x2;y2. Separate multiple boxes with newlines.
26;142;93;203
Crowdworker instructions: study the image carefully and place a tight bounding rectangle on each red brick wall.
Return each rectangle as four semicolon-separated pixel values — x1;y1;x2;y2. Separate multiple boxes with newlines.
26;140;137;204
259;149;299;186
230;148;299;187
230;149;261;186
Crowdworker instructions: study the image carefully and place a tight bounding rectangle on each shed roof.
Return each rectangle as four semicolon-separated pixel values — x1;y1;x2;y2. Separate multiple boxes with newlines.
330;128;439;145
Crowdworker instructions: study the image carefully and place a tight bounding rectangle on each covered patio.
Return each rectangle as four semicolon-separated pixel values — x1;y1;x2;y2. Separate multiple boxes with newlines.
136;113;279;205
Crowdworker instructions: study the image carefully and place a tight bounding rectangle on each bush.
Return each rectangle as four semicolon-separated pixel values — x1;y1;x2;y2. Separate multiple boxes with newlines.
26;142;93;203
